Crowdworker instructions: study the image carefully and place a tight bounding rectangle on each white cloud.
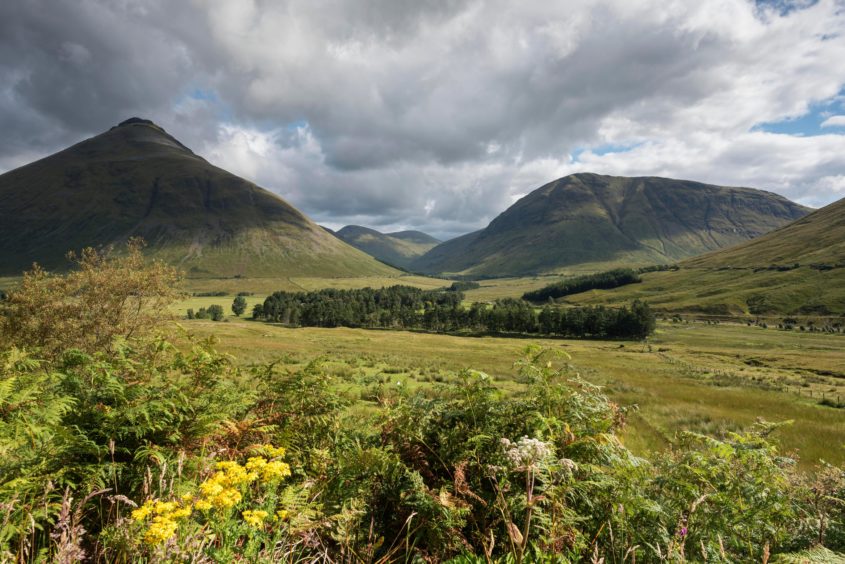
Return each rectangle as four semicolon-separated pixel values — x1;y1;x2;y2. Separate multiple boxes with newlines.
821;115;845;128
1;0;845;238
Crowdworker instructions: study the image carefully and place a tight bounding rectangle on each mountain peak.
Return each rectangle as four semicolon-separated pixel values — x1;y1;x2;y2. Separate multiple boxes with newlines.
0;121;399;278
109;117;168;135
117;117;158;127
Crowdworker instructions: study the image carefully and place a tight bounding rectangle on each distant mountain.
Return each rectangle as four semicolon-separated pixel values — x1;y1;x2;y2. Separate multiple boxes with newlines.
411;173;811;276
683;195;844;269
336;225;440;269
0;118;398;278
567;196;845;315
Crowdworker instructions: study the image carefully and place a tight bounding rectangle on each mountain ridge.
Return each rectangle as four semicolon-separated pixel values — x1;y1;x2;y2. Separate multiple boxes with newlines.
411;173;811;276
335;225;440;269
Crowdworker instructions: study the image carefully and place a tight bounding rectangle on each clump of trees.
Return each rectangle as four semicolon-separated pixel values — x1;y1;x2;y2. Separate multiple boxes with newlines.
256;286;656;339
445;280;481;292
523;268;642;302
188;304;225;321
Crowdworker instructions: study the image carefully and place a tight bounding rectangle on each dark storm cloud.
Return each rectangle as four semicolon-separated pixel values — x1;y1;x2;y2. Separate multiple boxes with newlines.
1;0;844;239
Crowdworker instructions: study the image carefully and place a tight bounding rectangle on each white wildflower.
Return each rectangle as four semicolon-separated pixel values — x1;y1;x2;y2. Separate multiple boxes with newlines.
502;436;553;468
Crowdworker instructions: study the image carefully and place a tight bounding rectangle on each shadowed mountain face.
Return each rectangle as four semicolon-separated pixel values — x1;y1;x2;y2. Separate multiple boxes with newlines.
335;225;440;269
0;118;397;278
411;173;811;276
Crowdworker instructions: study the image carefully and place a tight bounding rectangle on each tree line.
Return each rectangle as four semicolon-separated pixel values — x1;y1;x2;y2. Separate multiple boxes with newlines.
523;267;642;302
254;285;655;339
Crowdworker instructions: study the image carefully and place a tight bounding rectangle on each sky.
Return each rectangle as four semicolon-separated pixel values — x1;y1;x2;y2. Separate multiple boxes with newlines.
1;0;845;240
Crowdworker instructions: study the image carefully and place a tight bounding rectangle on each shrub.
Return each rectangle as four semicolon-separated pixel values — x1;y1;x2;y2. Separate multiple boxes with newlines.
0;238;181;358
207;304;225;321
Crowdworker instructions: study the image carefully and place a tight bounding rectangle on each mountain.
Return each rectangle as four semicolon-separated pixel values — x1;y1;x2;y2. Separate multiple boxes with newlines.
0;118;398;278
411;173;811;277
335;225;440;269
567;196;845;315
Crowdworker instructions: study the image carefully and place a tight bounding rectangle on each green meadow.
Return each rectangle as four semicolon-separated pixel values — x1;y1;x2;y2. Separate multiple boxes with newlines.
180;312;845;469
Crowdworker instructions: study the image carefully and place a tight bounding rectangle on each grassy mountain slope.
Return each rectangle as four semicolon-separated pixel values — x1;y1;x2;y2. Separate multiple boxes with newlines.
0;118;398;278
336;225;440;269
411;173;811;277
567;196;845;316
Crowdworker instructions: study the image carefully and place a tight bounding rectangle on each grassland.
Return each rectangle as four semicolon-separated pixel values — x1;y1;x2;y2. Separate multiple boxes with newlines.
563;266;845;317
565;196;845;316
181;317;845;469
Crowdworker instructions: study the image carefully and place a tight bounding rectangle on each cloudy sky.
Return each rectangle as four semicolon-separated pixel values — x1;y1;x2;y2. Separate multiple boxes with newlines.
2;0;844;239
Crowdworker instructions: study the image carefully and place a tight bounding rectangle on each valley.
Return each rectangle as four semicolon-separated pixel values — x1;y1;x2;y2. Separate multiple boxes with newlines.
2;119;843;562
4;2;845;558
182;315;845;469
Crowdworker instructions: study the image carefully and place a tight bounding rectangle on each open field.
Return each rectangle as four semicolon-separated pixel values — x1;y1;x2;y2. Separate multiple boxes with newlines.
181;317;845;469
180;273;447;296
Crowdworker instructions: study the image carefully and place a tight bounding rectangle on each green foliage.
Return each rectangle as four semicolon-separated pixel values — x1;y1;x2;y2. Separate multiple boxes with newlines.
446;280;481;292
523;268;641;302
0;337;253;561
231;295;247;317
4;334;845;561
260;286;655;339
195;304;225;321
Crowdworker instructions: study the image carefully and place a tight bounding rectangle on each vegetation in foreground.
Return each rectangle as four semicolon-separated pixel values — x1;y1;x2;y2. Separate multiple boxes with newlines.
2;246;845;562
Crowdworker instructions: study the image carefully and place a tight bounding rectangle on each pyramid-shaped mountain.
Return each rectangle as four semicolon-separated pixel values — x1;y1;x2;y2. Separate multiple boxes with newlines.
0;118;397;277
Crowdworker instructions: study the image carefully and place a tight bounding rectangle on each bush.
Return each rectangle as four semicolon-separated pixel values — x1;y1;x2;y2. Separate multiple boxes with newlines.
207;304;225;321
446;280;481;292
0;239;181;358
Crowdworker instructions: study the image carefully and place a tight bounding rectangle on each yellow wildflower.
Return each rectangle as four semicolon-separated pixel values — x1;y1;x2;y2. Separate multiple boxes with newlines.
274;509;289;522
194;499;212;511
245;456;268;471
131;500;155;522
143;515;178;545
242;509;268;529
260;460;292;482
154;500;178;515
170;506;192;519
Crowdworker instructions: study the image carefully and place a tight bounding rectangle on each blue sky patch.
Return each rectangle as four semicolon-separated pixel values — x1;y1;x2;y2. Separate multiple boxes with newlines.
754;89;845;136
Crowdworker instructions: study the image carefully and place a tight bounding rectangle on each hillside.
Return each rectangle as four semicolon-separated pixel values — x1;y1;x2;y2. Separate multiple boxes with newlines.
411;173;811;277
567;196;845;316
0;118;398;278
336;225;440;269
